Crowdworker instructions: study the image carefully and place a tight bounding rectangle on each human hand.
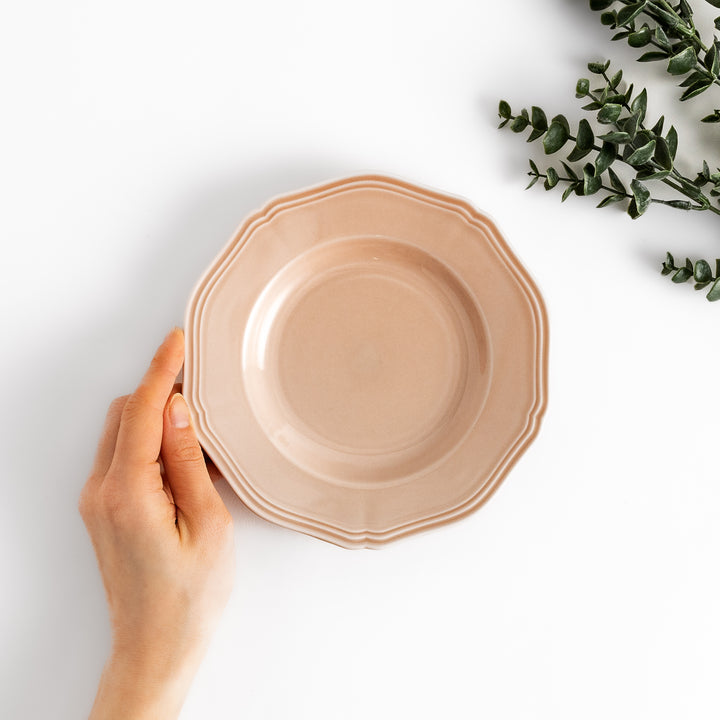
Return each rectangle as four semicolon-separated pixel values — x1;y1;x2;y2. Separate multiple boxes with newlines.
79;328;235;720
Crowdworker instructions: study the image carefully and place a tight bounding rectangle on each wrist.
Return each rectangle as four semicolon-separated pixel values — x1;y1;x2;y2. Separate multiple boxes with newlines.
89;641;205;720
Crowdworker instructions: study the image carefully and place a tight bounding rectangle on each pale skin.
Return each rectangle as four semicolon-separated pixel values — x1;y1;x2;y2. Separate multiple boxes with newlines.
79;328;235;720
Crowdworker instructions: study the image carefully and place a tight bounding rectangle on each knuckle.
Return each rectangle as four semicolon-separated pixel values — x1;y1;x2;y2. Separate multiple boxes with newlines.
171;441;204;466
77;484;95;521
108;395;130;414
121;394;148;420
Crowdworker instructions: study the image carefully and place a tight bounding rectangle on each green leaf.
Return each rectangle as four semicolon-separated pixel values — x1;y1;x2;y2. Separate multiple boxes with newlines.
595;141;617;174
609;69;623;88
630;178;651;216
630;88;647;122
637;169;669;180
604;93;626;105
650;115;665;135
706;277;720;302
679;70;707;87
655;25;670;48
498;100;512;119
678;0;693;18
651;3;682;27
628;26;652;47
567;145;593;162
526;175;540;189
544;167;559;189
622;113;640;141
617;1;646;25
581;101;603;111
597;193;625;207
701;110;720;123
576;118;594;150
608;167;627;194
552;114;571;135
599;131;632;143
666;126;678;159
677;177;703;200
638;51;669;61
652;137;672;170
511;115;530;132
561;161;579;181
589;0;614;9
663;199;692;209
667;46;698;75
680;78;713;101
543;121;570;154
707;0;720;8
661;252;675;274
588;60;611;74
527;127;545;142
600;11;617;25
576;78;590;97
626;138;656;166
561;184;575;202
598;103;622;123
704;42;719;75
583;163;602;195
531;106;548;131
715;17;720;31
529;159;539;174
708;278;720;301
694;259;713;283
672;267;693;282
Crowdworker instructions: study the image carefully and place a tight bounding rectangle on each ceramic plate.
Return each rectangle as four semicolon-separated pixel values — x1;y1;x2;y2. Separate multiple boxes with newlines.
185;175;548;548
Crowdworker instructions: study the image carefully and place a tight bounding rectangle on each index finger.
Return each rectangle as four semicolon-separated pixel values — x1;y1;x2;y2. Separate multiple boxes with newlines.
110;327;185;473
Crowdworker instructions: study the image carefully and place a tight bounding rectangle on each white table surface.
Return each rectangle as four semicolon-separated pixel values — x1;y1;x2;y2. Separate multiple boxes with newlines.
3;1;720;718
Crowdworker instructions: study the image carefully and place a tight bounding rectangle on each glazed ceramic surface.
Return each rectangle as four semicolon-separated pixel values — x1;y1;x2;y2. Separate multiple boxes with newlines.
185;175;548;548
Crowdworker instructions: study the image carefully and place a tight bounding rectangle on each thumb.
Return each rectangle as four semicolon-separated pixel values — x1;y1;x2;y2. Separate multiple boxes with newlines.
161;393;220;530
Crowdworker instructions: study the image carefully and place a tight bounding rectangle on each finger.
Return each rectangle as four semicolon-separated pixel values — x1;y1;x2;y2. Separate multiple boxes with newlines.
161;393;222;531
111;328;185;474
90;395;130;481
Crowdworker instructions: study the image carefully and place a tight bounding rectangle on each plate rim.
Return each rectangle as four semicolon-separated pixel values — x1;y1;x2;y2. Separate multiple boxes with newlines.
184;174;549;548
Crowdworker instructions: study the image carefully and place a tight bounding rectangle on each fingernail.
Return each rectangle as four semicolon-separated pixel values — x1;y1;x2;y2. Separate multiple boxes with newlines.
169;393;190;428
165;326;183;343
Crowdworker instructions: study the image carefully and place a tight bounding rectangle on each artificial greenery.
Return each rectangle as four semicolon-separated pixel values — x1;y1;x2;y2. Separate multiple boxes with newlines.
499;0;720;300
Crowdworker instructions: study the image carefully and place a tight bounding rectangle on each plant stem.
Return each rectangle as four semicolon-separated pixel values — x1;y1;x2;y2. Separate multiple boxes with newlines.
534;171;632;198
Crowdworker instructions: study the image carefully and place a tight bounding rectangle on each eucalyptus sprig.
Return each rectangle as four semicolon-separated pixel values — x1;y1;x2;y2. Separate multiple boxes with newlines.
590;0;720;119
499;4;720;301
661;252;720;298
499;60;720;217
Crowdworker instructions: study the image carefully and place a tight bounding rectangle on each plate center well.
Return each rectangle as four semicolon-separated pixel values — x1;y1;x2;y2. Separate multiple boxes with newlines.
278;269;458;452
243;238;490;485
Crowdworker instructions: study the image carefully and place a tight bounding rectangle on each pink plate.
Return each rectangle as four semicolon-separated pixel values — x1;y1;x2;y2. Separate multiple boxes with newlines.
184;175;548;548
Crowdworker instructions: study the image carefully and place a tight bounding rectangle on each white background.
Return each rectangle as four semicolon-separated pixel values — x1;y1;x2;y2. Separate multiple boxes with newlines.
2;1;720;718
